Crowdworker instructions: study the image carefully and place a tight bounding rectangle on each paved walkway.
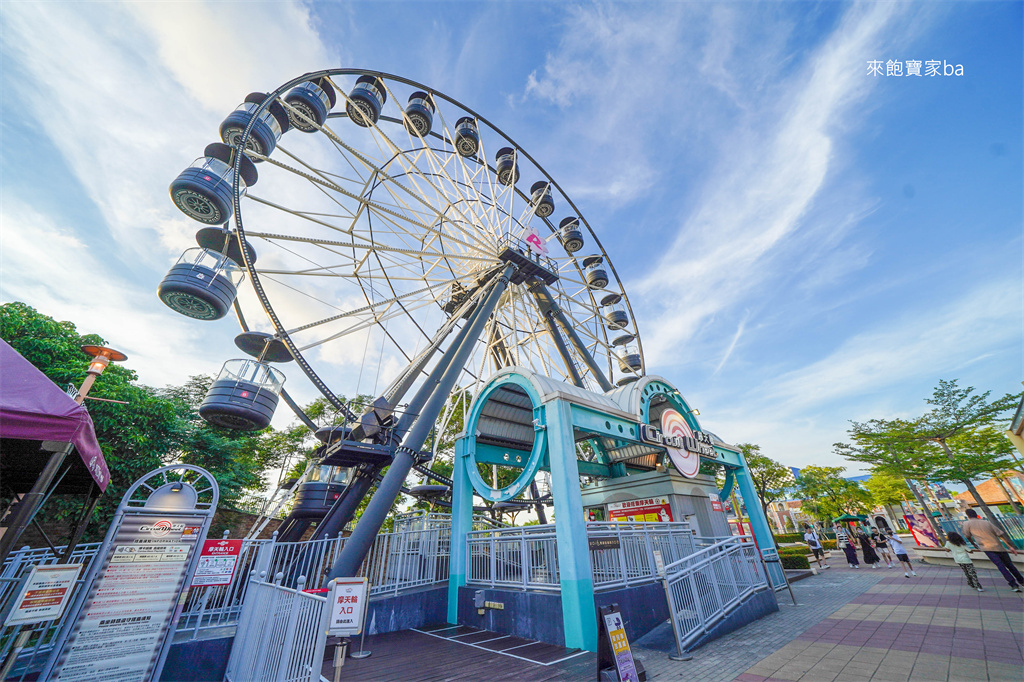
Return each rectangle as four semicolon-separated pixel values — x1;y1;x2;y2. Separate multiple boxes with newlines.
636;549;1023;682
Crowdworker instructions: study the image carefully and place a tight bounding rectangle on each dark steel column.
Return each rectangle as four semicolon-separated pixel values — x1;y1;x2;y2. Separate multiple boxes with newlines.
529;279;614;392
527;278;584;387
327;263;516;581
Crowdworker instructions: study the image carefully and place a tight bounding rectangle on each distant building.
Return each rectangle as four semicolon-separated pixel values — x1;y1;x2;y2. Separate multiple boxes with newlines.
954;470;1024;509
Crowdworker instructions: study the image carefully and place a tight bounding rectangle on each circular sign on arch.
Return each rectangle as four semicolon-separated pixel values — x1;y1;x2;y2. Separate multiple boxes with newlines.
660;408;701;478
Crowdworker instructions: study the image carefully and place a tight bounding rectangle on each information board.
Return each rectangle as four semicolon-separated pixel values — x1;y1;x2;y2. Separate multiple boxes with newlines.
50;512;206;681
191;539;243;587
2;564;83;627
709;493;724;513
608;497;672;523
597;604;641;682
328;577;368;637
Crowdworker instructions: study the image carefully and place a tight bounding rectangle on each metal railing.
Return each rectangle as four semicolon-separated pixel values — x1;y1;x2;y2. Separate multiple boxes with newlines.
467;525;560;591
0;542;102;680
662;536;769;652
939;513;1024;550
225;573;329;682
363;526;450;597
466;521;697;591
757;546;789;591
589;522;694;590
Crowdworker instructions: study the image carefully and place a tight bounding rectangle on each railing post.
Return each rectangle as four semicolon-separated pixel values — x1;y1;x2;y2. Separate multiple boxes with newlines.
276;576;306;682
521;530;528;590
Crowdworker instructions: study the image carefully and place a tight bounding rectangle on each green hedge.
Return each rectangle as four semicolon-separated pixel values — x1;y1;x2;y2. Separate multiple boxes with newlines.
780;554;810;569
773;533;804;543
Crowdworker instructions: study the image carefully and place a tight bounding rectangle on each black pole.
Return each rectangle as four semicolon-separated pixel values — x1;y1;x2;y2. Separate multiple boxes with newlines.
327;264;516;581
309;466;378;540
528;280;614;392
0;442;71;563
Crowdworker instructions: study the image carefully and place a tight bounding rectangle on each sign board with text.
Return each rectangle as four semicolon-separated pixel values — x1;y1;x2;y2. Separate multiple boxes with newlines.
191;539;243;586
2;564;83;627
40;465;217;682
328;577;368;637
608;497;672;523
597;604;642;682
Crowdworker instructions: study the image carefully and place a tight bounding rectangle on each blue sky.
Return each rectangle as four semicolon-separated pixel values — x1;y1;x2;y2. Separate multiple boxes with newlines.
1;1;1020;475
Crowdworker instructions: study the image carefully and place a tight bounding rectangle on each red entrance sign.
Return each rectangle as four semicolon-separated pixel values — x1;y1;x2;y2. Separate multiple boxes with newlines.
608;497;673;523
191;539;243;586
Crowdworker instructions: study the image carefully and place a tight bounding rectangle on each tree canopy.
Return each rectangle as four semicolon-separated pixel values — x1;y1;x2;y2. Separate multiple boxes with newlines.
0;302;309;541
790;465;871;523
738;444;791;519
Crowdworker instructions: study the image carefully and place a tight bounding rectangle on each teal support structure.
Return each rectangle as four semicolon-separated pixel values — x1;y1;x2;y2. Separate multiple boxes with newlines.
544;399;598;651
732;452;776;555
447;435;474;624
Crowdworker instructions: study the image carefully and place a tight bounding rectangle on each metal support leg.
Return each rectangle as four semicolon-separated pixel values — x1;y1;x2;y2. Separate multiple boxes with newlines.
327;264;516;581
0;443;71;563
528;280;614;392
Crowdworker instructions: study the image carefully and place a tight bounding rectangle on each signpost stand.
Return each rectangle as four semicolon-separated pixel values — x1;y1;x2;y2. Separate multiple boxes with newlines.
596;603;646;681
328;577;371;660
38;465;219;682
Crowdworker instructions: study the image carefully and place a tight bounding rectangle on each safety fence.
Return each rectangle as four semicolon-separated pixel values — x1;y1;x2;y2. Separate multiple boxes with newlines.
465;521;696;591
0;542;102;680
224;574;328;682
662;535;769;653
938;514;1024;550
1;523;450;676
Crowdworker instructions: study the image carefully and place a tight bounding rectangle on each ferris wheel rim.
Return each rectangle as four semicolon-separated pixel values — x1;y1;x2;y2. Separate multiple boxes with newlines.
226;68;644;413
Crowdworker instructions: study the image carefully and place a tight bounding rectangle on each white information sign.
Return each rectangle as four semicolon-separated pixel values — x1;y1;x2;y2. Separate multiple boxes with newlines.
328;578;368;637
3;564;83;627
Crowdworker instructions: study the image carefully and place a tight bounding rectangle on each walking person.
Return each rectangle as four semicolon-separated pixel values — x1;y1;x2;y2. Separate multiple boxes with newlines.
886;530;916;577
961;509;1023;592
872;528;894;568
857;528;880;568
803;524;828;569
841;534;860;569
944;531;984;592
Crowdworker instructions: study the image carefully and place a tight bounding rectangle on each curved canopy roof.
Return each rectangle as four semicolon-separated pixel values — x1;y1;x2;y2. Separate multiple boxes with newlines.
0;340;109;492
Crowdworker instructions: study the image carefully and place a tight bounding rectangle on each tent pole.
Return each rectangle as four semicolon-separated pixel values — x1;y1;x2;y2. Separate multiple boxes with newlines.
0;442;71;563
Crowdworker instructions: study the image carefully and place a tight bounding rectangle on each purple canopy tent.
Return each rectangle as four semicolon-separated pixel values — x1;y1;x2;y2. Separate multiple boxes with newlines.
0;339;110;560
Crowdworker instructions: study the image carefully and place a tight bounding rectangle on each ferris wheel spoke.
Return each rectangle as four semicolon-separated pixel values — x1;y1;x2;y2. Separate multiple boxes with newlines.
283;266;499;337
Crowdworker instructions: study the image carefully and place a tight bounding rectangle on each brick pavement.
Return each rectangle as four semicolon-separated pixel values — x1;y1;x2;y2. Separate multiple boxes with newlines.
635;549;1024;682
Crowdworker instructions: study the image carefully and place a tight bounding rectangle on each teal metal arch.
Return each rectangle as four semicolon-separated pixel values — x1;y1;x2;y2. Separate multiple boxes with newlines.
462;371;547;503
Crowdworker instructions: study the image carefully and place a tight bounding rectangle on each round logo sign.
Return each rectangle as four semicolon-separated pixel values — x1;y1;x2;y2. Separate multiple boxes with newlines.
149;520;173;537
661;409;700;478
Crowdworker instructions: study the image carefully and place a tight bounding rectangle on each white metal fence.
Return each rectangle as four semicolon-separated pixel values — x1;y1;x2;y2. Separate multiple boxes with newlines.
466;521;697;591
589;522;694;589
662;536;769;652
467;525;561;591
939;514;1024;550
225;573;329;682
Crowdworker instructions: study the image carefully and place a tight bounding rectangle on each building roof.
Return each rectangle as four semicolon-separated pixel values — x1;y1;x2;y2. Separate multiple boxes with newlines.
954;471;1024;507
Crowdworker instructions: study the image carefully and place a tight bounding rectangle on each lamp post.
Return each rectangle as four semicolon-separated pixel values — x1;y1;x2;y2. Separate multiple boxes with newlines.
0;345;126;563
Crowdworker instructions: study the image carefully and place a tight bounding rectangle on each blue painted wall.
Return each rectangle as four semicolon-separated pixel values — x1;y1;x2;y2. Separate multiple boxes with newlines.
365;585;448;635
456;586;566;646
160;636;233;682
594;582;670;644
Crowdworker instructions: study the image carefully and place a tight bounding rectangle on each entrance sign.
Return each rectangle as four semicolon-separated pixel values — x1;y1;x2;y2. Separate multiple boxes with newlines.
41;465;218;682
192;539;244;586
597;604;642;682
328;577;368;636
2;564;83;627
608;497;672;523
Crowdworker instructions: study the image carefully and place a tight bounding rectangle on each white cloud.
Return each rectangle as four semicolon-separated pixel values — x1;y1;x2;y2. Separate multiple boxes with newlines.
634;3;909;368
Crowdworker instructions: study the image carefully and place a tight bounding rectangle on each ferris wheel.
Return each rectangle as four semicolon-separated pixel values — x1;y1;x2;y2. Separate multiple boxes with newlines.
158;69;646;553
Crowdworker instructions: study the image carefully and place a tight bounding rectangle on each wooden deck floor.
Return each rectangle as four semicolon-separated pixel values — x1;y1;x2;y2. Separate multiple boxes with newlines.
324;627;596;681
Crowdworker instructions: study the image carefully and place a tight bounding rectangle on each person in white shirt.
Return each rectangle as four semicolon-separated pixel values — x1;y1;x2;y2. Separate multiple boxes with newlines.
886;530;916;577
803;525;828;569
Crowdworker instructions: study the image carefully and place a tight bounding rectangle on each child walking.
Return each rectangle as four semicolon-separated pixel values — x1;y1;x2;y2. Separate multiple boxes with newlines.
944;532;983;591
887;530;916;578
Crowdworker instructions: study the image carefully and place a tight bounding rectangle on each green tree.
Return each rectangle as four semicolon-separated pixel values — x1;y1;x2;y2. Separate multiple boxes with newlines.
863;472;911;523
0;302;296;541
737;444;791;525
837;418;948;539
916;380;1019;525
791;465;871;523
